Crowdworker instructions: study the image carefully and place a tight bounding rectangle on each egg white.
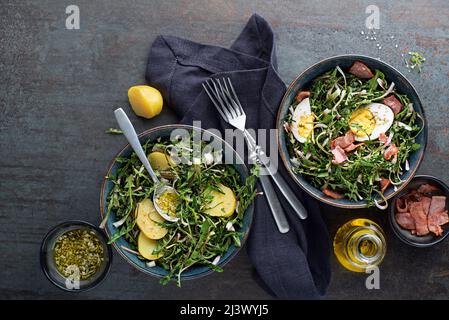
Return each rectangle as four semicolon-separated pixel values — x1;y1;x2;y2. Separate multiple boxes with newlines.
291;98;313;143
354;103;394;142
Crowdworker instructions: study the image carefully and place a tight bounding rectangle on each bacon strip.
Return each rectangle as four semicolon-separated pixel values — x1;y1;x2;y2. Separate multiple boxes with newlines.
396;212;415;230
322;188;345;199
429;196;447;215
384;143;399;160
429;209;449;233
396;189;448;237
348;61;374;79
417;184;440;195
330;131;355;150
344;142;364;153
409;202;429;236
331;145;348;164
295;90;310;103
329;132;361;166
379;132;388;144
379;177;391;193
428;206;448;237
421;197;432;216
396;198;409;213
383;95;403;115
426;196;449;236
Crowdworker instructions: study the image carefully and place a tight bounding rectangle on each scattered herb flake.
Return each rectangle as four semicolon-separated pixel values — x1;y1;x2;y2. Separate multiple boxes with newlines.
106;128;123;135
408;51;426;72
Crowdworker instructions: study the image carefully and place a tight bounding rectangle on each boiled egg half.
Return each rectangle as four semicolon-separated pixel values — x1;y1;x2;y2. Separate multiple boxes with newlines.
291;98;315;143
348;103;394;141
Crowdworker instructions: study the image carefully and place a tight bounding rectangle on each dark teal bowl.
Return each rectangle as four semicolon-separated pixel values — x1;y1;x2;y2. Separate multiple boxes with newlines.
100;124;254;280
276;55;427;209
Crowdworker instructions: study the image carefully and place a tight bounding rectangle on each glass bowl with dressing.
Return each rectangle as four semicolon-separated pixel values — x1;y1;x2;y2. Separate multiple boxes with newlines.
40;220;112;292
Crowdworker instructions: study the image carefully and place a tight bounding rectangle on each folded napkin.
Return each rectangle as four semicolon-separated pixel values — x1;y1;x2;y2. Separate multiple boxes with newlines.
146;14;331;299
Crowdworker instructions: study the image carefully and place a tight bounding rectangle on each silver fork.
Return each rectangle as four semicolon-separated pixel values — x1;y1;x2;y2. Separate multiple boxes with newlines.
203;77;308;224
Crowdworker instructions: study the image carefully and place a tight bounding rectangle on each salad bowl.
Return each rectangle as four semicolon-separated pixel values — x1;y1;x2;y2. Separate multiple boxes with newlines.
100;124;254;282
277;55;427;209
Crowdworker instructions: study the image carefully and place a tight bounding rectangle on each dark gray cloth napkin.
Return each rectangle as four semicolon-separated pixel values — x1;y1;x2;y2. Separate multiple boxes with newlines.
146;14;331;299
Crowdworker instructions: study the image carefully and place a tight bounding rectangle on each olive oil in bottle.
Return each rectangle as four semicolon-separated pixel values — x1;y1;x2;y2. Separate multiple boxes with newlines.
333;218;386;272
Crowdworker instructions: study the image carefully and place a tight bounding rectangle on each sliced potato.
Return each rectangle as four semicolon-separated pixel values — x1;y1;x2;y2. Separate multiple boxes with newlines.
204;184;237;217
137;232;164;260
148;151;175;171
136;199;168;240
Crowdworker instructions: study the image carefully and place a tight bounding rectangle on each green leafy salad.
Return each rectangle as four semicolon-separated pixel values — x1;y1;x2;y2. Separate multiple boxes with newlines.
283;61;423;206
101;133;257;286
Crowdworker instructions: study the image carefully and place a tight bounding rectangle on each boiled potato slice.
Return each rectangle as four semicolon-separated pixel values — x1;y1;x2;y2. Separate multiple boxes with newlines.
148;151;175;171
136;199;168;240
137;232;163;260
204;184;237;217
128;85;163;119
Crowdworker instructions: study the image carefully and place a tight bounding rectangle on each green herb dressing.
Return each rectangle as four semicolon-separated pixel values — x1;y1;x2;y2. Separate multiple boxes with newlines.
53;229;104;280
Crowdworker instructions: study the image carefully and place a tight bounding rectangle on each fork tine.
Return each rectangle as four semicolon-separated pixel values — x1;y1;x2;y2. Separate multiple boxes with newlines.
218;78;240;117
226;78;245;117
202;80;229;122
209;79;234;120
214;78;239;118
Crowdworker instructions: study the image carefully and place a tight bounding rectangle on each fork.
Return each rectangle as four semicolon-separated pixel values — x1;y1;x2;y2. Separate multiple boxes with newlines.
203;77;308;223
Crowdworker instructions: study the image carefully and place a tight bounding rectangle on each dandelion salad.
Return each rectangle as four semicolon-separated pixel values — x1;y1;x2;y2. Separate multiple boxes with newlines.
102;133;257;286
283;61;423;206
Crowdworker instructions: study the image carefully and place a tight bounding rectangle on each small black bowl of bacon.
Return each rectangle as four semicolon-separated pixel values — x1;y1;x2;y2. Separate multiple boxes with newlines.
389;175;449;247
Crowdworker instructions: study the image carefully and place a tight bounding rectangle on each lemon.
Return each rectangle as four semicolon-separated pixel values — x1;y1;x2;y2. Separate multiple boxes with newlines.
128;85;163;119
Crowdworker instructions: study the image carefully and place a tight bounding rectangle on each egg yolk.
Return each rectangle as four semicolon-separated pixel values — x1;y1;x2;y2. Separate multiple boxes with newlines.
297;114;315;139
349;108;376;137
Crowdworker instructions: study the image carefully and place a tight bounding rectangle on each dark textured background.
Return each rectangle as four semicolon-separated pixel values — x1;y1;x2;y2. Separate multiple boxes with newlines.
1;0;448;299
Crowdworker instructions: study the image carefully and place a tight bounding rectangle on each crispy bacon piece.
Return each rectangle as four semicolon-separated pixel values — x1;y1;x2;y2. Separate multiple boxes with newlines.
348;61;374;79
379;132;393;146
383;95;403;115
428;209;449;232
428;195;448;236
417;184;440;195
428;213;447;236
432;210;448;226
322;188;345;199
396;212;415;230
331;145;348;164
433;210;449;226
295;90;310;103
403;189;422;202
421;197;432;217
330;131;355;150
330;132;362;165
384;143;399;160
429;196;447;215
409;202;429;236
396;198;409;213
379;177;391;193
344;142;364;153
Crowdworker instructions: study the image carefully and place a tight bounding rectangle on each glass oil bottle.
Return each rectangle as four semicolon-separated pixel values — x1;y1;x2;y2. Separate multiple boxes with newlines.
333;218;386;272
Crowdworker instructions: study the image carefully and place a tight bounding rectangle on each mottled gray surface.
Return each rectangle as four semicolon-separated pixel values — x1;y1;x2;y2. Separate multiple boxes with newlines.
0;0;448;299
